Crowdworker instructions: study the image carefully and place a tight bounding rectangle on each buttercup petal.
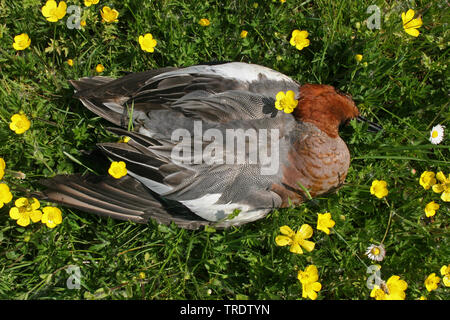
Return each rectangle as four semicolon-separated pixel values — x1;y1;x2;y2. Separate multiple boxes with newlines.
298;224;313;239
305;265;318;278
404;27;420;37
311;281;322;292
42;0;57;17
441;191;450;202
291;29;301;38
436;171;446;183
405;17;422;29
14;197;28;207
17;216;30;227
30;198;40;210
285;90;296;100
432;183;444;193
289;243;303;254
300;239;315;252
284;107;294;114
275;91;285;101
275;235;292;246
279;225;294;237
274;101;283;110
56;1;67;19
440;265;448;276
9;207;20;220
402;9;415;24
30;210;42;223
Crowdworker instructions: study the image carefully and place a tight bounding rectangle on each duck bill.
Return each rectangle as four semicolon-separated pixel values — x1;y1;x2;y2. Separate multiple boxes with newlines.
357;115;383;132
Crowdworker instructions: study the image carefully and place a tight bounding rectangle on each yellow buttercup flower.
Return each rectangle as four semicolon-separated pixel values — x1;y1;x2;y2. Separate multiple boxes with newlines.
240;30;248;38
370;285;387;300
275;224;315;254
384;275;408;300
41;206;63;228
419;171;436;190
370;179;388;199
67;59;74;66
41;0;67;22
316;212;335;235
118;136;131;143
275;90;298;114
355;54;363;62
108;161;127;179
138;33;157;53
289;30;310;51
9;197;42;227
424;273;440;292
12;33;31;51
370;275;408;300
297;265;322;300
432;172;450;202
440;265;450;287
198;18;210;27
84;0;99;7
401;9;423;37
95;64;105;73
424;201;439;217
9;113;31;134
0;157;5;180
80;20;87;27
100;6;119;23
0;183;13;208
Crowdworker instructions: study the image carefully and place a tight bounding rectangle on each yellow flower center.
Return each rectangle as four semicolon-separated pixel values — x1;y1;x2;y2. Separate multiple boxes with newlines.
371;247;380;255
431;130;438;138
15;119;26;129
294;35;303;43
280;97;290;109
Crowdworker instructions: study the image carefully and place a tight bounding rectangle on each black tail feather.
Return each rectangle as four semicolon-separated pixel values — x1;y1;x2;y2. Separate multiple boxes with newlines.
33;174;212;229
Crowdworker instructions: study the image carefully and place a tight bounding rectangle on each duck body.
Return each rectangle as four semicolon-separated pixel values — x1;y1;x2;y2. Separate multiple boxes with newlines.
37;62;359;229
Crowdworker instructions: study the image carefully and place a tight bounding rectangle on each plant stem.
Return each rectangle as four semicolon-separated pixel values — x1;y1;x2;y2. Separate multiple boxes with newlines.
380;198;393;244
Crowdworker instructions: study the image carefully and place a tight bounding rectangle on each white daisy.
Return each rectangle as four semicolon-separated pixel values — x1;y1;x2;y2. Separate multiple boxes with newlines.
365;244;386;262
429;124;445;145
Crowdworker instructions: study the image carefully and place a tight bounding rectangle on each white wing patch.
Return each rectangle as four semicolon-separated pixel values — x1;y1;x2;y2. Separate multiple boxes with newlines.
179;193;270;224
127;171;173;195
151;62;295;85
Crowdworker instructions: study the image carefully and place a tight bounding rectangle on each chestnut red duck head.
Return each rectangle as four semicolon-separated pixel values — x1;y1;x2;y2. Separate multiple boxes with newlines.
294;84;360;138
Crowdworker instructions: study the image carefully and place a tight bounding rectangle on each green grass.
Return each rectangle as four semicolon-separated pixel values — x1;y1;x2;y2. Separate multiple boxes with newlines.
0;0;449;300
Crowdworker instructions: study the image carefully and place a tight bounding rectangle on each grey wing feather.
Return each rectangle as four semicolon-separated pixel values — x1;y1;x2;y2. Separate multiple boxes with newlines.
39;63;300;227
34;174;213;229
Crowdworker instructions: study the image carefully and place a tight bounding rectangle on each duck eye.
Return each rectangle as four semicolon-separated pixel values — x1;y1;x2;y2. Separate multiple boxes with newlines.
339;119;350;131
